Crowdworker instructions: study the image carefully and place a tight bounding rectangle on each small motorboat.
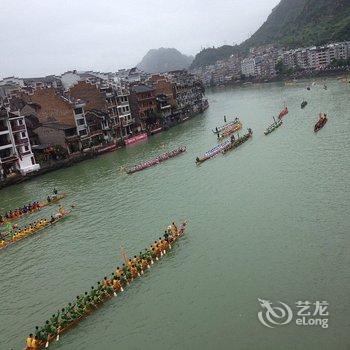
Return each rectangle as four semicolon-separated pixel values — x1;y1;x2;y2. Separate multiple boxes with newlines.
301;101;308;109
278;107;289;120
314;114;328;133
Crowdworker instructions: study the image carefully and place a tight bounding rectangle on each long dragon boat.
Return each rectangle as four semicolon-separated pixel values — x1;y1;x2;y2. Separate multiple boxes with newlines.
264;119;282;136
278;107;289;119
212;118;240;134
196;140;231;164
0;211;70;251
23;221;187;350
126;147;186;174
217;121;242;140
222;129;253;154
0;193;66;226
314;115;328;132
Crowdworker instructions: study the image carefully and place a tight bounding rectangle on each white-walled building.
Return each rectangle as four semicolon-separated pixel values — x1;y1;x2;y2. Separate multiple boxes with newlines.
0;107;39;178
115;85;133;138
241;58;256;77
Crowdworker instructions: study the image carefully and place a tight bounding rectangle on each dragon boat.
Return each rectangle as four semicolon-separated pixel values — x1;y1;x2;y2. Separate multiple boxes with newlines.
0;211;70;251
212;118;240;134
195;140;231;164
314;114;328;132
126;147;186;174
217;121;242;140
278;107;289;120
0;193;67;226
222;129;253;154
23;221;187;350
264;118;282;136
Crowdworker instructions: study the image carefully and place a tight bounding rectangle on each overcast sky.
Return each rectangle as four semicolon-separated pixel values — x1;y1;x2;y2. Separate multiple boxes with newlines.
0;0;280;78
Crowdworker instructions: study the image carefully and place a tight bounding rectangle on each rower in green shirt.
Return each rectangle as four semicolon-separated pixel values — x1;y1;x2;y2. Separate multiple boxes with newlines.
34;326;44;341
119;273;127;287
59;308;70;328
50;313;60;329
41;320;54;339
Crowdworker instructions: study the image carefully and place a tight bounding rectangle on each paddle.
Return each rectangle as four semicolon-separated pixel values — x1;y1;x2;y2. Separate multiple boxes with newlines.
56;327;60;341
45;334;50;348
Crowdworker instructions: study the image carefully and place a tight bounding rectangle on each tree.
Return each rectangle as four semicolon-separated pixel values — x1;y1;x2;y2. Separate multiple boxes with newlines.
275;60;285;75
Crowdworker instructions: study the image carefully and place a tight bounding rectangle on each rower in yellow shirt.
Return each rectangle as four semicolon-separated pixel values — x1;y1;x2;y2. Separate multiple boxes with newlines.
26;333;34;348
31;335;41;348
58;205;66;216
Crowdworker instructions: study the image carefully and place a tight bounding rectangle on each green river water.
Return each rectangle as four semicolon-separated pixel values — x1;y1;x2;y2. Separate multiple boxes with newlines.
1;78;349;350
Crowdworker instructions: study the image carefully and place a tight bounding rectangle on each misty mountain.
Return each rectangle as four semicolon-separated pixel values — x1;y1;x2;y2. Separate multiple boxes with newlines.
137;48;193;73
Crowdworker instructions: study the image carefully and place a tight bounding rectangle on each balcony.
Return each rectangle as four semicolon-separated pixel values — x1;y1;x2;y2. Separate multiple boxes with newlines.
122;119;135;127
0;124;9;132
118;109;131;117
11;124;26;132
89;129;103;137
0;139;13;150
20;151;32;157
105;92;114;98
15;138;29;145
0;128;10;136
0;153;17;163
117;100;129;106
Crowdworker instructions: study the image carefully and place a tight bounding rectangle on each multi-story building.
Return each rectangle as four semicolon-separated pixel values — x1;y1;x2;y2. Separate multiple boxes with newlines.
293;49;308;69
0;77;25;87
0;107;39;178
241;58;256;77
129;84;157;130
23;76;63;90
315;46;332;68
115;85;134;138
20;87;91;153
193;41;350;86
168;70;207;118
99;83;121;140
332;42;350;60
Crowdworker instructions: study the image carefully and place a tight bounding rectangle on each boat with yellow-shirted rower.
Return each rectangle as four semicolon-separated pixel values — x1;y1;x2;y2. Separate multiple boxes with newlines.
0;210;70;251
0;192;67;226
23;221;187;350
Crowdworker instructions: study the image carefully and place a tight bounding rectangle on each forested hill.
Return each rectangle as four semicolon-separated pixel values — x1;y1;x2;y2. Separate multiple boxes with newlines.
243;0;350;48
190;0;350;69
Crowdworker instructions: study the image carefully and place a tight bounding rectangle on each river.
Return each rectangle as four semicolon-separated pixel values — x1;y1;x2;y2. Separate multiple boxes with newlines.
1;78;349;350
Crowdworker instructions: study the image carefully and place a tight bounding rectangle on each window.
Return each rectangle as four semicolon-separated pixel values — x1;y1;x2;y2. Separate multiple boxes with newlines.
77;118;85;125
74;107;83;115
24;145;29;151
79;129;87;136
18;119;23;125
31;157;35;165
21;132;26;138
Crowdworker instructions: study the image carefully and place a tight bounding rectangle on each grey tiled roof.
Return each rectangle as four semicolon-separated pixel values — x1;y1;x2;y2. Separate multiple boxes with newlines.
39;122;75;130
131;84;154;93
